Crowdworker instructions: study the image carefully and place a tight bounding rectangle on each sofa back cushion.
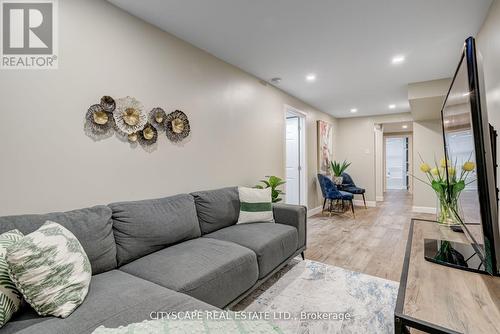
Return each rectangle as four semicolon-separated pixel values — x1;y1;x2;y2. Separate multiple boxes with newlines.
191;187;240;234
0;206;116;275
109;194;201;266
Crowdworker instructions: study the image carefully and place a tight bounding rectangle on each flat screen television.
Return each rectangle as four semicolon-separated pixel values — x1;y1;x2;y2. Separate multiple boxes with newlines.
424;37;500;276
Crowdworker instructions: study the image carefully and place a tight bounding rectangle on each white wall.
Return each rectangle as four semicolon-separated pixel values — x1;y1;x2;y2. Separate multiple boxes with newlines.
412;120;444;212
478;0;500;193
0;0;336;215
374;125;384;201
334;113;413;202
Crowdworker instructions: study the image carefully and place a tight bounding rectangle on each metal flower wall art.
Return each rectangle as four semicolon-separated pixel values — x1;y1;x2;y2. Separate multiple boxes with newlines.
114;96;147;135
165;110;191;142
84;96;191;150
149;107;167;131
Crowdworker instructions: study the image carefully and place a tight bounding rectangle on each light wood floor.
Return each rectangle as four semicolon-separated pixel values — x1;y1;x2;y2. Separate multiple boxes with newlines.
305;190;434;282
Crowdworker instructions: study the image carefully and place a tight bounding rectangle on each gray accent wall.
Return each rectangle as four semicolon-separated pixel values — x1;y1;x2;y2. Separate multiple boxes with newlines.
0;0;335;215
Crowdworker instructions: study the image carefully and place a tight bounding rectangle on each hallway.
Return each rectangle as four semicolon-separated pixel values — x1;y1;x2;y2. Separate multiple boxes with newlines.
306;190;434;281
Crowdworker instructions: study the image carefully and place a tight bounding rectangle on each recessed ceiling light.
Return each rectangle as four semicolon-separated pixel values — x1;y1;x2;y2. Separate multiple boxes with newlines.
270;77;282;84
444;120;450;124
350;108;358;113
306;74;316;82
392;55;405;64
402;124;408;129
388;104;396;109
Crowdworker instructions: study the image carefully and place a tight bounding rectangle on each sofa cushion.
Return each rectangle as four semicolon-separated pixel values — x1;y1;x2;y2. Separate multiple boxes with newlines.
1;307;48;334
0;229;24;327
109;194;201;266
120;238;258;308
204;223;298;278
0;206;116;275
4;270;216;334
191;187;240;234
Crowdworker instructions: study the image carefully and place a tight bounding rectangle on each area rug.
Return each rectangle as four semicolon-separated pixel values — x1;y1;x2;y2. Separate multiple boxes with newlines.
233;259;398;334
92;317;282;334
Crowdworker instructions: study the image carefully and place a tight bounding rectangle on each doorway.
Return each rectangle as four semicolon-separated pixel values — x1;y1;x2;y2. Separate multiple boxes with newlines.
285;106;306;205
385;136;409;190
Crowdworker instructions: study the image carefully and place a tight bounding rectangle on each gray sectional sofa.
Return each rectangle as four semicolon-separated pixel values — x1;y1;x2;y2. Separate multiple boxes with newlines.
0;187;306;334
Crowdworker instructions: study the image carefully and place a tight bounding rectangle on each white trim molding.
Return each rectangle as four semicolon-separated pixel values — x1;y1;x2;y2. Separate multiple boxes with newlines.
376;196;384;202
283;105;308;207
412;206;437;214
307;206;323;217
353;199;377;207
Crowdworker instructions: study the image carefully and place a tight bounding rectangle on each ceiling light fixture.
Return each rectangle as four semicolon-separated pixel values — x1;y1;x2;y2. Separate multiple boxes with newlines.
388;104;396;109
350;108;358;113
402;124;408;129
392;55;405;65
270;77;282;84
306;74;316;82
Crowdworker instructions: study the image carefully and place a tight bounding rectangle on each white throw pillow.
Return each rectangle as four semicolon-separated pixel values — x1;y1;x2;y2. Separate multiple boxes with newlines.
237;187;274;224
0;229;24;327
6;221;91;318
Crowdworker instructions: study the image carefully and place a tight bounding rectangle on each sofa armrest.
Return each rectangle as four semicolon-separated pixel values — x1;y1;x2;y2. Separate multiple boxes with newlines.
272;204;307;250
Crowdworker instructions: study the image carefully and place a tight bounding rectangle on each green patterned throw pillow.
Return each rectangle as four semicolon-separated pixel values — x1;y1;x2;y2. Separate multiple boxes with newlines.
6;221;91;318
237;187;274;224
0;230;24;327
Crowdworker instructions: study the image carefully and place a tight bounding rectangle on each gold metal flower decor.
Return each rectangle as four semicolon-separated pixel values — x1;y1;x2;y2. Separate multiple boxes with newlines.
85;96;190;148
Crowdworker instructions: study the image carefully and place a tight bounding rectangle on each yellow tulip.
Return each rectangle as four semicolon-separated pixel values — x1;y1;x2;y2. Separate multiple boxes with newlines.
431;168;440;176
420;163;431;173
440;158;451;168
463;161;475;172
447;167;456;176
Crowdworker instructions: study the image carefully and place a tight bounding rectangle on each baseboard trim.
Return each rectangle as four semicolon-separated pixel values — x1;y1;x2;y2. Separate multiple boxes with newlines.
412;206;437;214
307;206;323;217
353;199;376;207
376;196;384;202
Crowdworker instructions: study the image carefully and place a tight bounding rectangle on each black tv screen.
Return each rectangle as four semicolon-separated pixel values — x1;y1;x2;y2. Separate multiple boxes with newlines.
441;37;500;275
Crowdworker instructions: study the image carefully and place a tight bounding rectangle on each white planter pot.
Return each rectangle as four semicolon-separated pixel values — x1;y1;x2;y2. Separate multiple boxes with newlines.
332;176;343;185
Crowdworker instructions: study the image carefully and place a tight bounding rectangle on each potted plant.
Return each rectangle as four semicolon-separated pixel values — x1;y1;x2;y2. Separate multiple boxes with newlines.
414;155;475;225
330;160;351;185
254;176;286;203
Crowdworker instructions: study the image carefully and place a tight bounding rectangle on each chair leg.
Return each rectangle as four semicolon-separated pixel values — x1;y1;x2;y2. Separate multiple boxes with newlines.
322;198;327;211
362;193;367;209
341;199;344;212
350;199;355;218
301;251;305;260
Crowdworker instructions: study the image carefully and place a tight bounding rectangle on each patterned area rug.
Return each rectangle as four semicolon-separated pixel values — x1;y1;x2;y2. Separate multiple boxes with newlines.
233;259;398;334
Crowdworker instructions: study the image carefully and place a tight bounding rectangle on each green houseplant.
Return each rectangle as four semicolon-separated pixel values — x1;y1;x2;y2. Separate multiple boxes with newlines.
255;176;286;203
330;160;351;185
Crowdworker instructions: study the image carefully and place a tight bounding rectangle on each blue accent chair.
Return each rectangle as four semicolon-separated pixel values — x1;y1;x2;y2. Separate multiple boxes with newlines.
317;174;355;216
341;172;366;209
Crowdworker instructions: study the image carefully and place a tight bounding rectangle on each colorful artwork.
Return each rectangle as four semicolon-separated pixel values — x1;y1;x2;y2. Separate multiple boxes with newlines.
317;120;333;174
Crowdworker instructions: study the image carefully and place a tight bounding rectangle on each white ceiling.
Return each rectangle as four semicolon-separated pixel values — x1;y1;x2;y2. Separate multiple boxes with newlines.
108;0;492;118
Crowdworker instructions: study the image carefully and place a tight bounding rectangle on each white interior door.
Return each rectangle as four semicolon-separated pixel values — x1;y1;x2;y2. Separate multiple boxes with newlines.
286;116;300;205
386;137;408;190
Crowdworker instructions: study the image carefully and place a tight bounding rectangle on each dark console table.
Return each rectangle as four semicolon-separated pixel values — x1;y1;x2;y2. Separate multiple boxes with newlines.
394;218;500;333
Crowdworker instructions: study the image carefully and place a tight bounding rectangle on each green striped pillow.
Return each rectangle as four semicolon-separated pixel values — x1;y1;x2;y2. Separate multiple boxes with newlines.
0;230;24;327
237;187;274;224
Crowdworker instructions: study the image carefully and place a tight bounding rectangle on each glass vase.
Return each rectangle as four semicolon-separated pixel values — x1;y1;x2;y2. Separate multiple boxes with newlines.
436;197;460;226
